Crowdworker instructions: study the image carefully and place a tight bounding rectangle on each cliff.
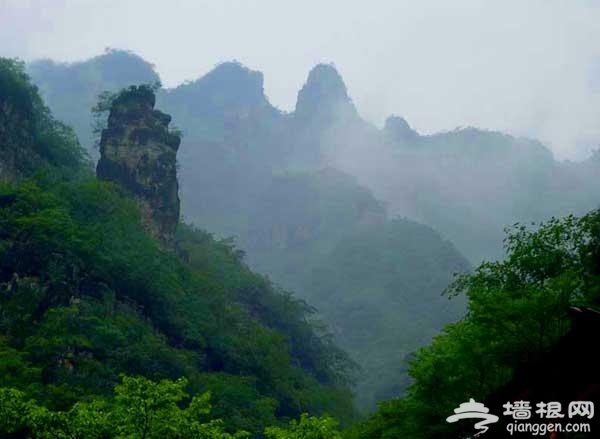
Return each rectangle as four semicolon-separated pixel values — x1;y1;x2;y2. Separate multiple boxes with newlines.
96;85;180;244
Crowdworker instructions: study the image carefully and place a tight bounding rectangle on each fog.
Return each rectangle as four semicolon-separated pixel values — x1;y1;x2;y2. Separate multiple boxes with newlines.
2;0;600;160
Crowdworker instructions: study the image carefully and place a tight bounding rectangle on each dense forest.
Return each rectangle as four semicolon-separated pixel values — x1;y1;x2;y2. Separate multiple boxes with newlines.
0;45;598;439
24;49;600;415
0;58;353;437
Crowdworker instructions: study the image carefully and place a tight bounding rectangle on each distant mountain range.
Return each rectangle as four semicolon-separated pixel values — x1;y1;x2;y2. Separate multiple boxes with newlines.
28;49;600;264
26;49;600;411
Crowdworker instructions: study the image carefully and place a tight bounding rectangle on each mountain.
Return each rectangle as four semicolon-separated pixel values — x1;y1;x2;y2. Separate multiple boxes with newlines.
339;122;600;262
0;59;355;437
157;61;286;238
25;49;600;412
96;85;181;244
241;167;469;411
349;209;600;439
28;50;600;264
0;58;88;181
27;49;160;159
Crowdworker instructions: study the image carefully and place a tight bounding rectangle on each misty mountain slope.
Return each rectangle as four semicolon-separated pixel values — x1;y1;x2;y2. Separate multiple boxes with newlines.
244;167;387;284
27;49;600;263
349;209;600;439
240;168;470;411
25;49;599;413
286;63;369;167
156;61;288;238
341;121;600;262
309;219;469;412
0;59;356;436
0;58;88;181
27;49;160;159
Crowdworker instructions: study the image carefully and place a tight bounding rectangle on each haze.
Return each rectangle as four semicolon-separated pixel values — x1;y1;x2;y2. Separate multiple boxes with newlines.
2;0;600;160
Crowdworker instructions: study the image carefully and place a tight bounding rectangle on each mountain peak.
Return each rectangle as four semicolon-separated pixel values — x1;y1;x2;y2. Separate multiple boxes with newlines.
203;61;264;90
162;61;270;112
29;48;160;86
305;63;348;95
384;115;419;144
294;63;356;122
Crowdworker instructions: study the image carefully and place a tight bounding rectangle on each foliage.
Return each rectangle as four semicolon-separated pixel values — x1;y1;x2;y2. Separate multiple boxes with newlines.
26;52;600;419
27;49;160;158
352;210;600;438
264;414;342;439
0;63;355;436
91;82;163;147
0;174;355;435
0;375;250;438
0;375;347;438
0;57;88;180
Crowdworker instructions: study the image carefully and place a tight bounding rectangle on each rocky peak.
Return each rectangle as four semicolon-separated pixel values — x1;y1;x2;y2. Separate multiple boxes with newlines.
161;61;267;111
201;61;265;106
384;115;419;144
96;85;181;244
294;63;357;124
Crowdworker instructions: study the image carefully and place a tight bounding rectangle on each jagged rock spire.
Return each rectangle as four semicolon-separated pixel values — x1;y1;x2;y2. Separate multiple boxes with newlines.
294;63;357;124
97;85;181;244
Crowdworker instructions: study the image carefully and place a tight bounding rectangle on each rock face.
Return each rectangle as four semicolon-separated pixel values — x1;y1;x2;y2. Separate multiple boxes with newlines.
27;49;161;160
97;85;181;244
294;63;357;125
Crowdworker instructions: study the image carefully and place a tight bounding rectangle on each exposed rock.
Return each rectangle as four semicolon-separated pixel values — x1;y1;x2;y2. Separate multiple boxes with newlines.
294;63;357;125
27;49;161;159
97;85;180;244
288;64;361;167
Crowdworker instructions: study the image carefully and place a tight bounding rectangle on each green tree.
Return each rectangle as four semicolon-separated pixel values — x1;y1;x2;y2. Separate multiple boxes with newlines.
0;376;251;438
264;414;342;439
353;210;600;438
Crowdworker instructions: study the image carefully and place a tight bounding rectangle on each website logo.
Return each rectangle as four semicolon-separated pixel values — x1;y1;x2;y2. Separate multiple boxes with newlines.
447;399;593;436
446;398;499;436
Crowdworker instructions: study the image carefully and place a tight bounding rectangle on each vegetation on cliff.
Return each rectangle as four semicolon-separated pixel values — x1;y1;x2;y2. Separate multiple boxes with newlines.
0;58;354;437
7;50;600;439
96;84;181;243
0;58;87;181
349;210;600;438
244;168;470;411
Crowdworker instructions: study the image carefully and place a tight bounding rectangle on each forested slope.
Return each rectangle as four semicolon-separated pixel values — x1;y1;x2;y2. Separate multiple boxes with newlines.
0;58;355;438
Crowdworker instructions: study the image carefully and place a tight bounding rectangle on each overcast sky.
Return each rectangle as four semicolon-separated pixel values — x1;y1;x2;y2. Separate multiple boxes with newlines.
1;0;600;160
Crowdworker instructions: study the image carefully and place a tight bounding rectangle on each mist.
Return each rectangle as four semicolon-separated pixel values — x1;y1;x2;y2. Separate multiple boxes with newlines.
2;0;600;160
3;1;600;431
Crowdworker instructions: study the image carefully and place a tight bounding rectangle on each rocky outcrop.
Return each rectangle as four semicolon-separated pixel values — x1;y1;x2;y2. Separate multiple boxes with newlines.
97;85;180;244
27;49;161;160
288;64;362;167
294;63;357;125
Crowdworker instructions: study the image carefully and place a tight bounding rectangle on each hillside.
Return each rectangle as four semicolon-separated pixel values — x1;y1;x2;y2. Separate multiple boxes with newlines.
27;49;160;160
0;59;355;437
0;58;88;181
350;210;600;438
25;49;600;415
241;168;469;411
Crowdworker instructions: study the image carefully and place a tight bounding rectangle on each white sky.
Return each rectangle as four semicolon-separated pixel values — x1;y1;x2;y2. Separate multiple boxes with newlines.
1;0;600;160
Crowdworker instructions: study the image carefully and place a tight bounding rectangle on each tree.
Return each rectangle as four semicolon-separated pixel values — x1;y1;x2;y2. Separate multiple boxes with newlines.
0;375;251;438
264;414;342;439
353;209;600;438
